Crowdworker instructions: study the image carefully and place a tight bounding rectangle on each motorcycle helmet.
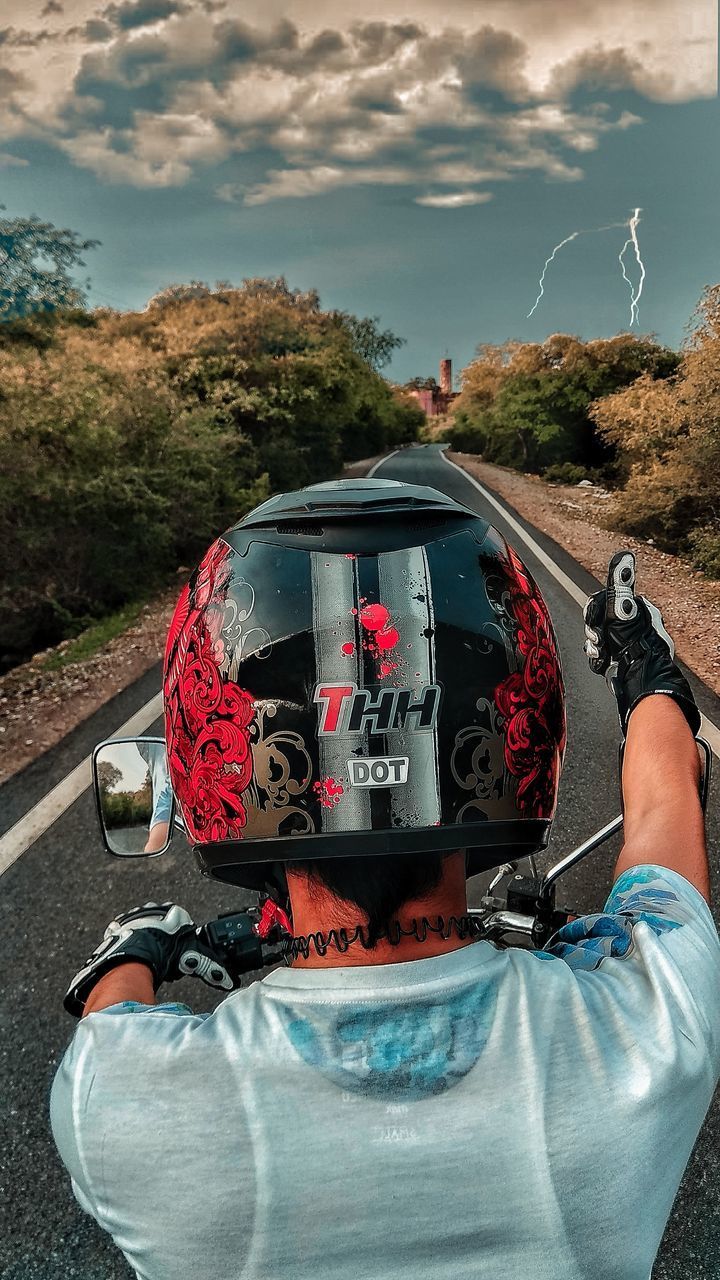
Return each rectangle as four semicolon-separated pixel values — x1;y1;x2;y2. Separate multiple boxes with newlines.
163;478;566;892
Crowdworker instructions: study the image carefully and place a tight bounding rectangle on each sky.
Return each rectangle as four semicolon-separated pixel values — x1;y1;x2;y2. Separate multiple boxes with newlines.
0;0;717;382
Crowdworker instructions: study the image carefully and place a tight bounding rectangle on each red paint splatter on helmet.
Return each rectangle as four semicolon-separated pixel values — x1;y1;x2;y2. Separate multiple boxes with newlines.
313;776;345;808
359;601;401;678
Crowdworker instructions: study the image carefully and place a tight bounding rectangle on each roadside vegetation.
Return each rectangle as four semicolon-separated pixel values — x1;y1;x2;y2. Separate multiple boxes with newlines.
442;289;720;577
0;217;422;671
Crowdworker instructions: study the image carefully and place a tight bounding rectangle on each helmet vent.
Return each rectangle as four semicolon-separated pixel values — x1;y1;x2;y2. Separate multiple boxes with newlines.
275;521;325;536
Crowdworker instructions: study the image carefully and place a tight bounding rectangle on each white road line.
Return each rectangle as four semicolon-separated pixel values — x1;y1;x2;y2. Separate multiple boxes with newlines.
0;692;164;879
366;449;400;477
439;450;720;760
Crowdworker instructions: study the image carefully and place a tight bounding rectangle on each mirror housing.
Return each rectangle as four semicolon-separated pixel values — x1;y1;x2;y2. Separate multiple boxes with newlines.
92;737;177;858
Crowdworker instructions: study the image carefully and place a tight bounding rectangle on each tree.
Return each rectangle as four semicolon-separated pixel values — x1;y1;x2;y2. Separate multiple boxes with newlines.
403;376;438;391
146;281;213;310
0;210;99;320
447;333;679;474
333;312;405;371
97;761;122;795
590;285;720;574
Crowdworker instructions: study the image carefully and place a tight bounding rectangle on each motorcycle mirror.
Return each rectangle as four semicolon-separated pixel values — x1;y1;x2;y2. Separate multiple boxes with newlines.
92;737;176;858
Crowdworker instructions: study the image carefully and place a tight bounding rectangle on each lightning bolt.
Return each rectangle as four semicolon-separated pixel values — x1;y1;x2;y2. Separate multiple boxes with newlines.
527;232;581;319
618;207;646;327
527;221;629;320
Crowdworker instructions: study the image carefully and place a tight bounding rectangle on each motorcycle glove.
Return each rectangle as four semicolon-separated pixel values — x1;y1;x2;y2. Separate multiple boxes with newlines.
583;550;701;738
64;901;236;1018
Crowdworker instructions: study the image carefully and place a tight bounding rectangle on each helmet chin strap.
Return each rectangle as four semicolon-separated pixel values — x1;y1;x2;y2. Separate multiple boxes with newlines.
282;914;484;963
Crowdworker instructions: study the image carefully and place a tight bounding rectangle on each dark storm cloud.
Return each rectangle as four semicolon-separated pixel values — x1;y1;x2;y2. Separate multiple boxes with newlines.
550;45;664;97
78;18;115;41
102;0;186;31
0;25;56;47
349;21;424;62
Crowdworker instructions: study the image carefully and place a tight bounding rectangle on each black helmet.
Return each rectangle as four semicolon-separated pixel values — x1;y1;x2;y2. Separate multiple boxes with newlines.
163;478;566;890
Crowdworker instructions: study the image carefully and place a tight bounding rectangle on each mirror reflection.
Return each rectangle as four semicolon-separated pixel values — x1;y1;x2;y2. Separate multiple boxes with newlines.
95;738;174;857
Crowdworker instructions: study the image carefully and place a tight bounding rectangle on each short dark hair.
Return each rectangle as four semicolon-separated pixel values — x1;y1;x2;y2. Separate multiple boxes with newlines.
288;852;447;946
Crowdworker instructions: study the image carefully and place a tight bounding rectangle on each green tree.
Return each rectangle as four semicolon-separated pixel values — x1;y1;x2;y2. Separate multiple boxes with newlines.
447;333;679;475
333;312;405;371
0;211;99;320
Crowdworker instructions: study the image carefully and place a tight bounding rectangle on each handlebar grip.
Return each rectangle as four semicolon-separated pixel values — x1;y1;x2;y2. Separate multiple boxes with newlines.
606;551;638;623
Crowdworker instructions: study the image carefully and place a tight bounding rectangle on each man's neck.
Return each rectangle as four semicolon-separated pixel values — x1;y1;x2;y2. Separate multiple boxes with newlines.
285;852;472;968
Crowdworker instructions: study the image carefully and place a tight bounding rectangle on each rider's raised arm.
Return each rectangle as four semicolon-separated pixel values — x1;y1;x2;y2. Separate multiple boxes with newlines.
615;694;709;902
582;551;707;900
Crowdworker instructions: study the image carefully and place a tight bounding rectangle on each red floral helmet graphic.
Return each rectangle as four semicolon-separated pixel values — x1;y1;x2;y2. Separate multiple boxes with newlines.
163;479;566;890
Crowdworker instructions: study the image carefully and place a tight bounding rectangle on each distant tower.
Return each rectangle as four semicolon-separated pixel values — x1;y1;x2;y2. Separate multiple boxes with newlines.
439;357;452;397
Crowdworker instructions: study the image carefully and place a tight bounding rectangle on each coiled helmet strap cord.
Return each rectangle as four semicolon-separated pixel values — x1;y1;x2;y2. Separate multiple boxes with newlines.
282;914;485;963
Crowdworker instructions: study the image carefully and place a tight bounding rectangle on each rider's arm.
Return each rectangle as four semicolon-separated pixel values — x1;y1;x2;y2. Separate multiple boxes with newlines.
614;694;709;903
82;962;156;1018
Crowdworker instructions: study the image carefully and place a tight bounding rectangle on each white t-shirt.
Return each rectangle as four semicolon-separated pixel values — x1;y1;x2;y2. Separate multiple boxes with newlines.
50;866;720;1280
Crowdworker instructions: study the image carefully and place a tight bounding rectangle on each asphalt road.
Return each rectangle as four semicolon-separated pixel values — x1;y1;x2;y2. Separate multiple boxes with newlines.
1;444;719;1279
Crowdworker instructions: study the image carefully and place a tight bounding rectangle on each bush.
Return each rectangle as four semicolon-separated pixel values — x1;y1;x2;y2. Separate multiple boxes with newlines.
441;416;487;455
687;530;720;579
590;284;720;571
449;334;679;476
0;283;419;669
543;462;601;485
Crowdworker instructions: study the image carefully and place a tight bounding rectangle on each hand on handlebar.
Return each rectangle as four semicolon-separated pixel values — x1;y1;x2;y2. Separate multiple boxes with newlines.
583;550;701;737
64;902;238;1018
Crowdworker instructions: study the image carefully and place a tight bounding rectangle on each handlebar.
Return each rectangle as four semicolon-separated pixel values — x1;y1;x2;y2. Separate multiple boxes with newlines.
200;900;557;981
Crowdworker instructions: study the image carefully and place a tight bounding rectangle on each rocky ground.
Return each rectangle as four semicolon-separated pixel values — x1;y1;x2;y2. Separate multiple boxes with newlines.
1;450;717;789
450;451;720;700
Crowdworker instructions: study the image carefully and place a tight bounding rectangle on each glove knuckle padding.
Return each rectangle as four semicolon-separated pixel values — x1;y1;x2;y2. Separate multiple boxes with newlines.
64;901;242;1016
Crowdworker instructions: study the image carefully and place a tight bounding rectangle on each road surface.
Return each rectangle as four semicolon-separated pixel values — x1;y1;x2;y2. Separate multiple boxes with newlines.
1;444;718;1278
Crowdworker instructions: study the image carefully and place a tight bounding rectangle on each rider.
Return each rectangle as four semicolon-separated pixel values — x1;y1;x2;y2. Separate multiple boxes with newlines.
51;480;719;1280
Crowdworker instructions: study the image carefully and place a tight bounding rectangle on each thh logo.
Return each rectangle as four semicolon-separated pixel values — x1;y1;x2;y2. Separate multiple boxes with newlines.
313;683;441;735
348;757;409;787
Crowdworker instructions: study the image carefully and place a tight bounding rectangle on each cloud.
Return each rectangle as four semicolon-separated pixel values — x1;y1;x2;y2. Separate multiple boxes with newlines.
41;0;64;14
0;150;28;167
0;0;712;202
102;1;187;32
242;164;416;204
416;191;494;208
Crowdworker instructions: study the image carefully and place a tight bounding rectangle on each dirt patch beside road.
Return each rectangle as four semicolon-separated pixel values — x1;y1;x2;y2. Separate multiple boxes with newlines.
450;452;720;699
0;590;178;787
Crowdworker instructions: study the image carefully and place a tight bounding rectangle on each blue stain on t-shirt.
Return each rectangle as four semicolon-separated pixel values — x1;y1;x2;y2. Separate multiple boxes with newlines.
545;870;683;972
285;982;498;1100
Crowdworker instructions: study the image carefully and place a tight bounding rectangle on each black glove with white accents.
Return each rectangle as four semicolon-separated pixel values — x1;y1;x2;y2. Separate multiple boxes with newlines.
583;551;701;738
64;902;236;1018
